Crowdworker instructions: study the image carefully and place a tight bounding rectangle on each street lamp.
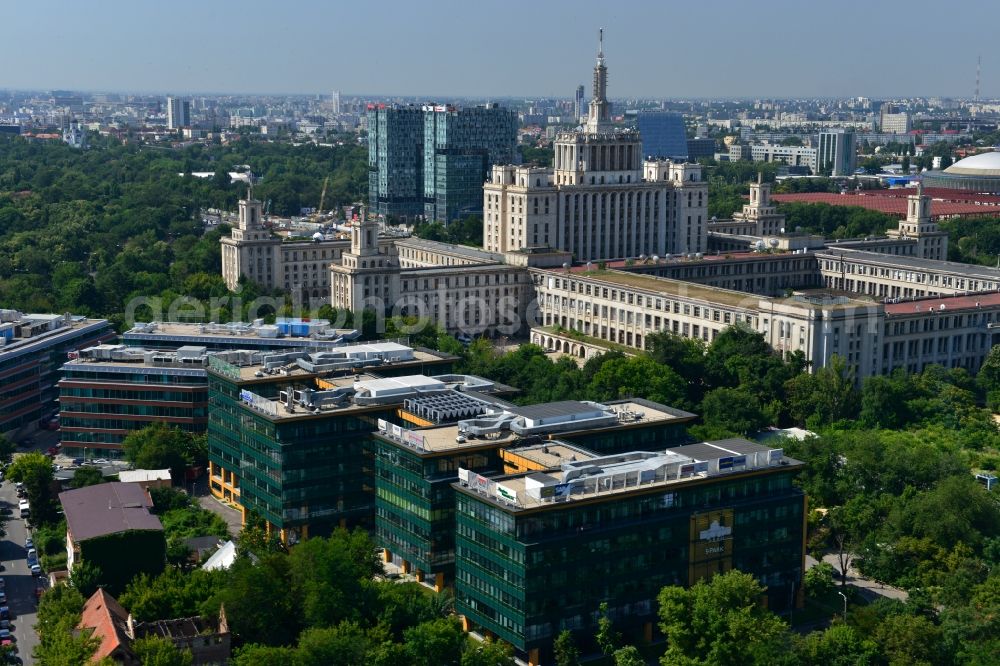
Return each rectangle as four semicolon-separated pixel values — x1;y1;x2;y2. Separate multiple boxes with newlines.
837;590;848;619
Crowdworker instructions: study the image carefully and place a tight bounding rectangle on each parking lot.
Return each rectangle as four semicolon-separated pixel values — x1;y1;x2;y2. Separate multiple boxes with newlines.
0;477;42;665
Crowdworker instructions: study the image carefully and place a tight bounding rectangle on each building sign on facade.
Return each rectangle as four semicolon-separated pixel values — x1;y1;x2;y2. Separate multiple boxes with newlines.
688;508;735;585
239;389;278;417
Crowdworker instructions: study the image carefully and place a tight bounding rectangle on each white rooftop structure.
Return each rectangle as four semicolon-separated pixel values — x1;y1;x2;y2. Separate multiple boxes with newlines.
354;375;445;399
944;151;1000;176
118;469;172;484
201;540;238;571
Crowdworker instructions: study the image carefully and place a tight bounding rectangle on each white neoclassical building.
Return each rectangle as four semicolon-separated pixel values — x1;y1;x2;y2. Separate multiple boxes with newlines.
483;33;707;262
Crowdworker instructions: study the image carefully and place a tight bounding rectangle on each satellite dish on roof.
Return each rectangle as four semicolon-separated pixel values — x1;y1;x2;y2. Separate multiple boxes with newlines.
755;240;766;251
312;232;323;242
769;239;779;248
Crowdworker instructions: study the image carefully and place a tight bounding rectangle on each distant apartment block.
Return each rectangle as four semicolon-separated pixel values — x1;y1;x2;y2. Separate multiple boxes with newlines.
817;130;857;176
879;106;911;134
167;97;191;129
749;144;818;173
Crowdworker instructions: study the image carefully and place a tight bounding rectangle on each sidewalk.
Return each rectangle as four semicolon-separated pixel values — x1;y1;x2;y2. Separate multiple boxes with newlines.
806;553;909;602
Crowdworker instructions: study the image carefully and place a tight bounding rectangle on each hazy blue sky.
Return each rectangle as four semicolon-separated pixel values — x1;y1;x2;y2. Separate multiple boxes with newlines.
3;0;998;99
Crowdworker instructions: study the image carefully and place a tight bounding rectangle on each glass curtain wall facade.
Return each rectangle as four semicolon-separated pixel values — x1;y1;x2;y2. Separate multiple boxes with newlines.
372;438;503;591
372;400;695;591
208;371;390;542
423;104;518;223
636;112;689;161
367;105;425;219
454;467;805;665
818;130;857;177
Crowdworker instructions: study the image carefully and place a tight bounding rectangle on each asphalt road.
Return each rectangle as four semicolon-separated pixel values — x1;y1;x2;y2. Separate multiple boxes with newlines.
0;478;41;665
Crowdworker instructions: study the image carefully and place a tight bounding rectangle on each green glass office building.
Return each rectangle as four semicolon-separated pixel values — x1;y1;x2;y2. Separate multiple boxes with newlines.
453;440;805;666
372;398;696;591
423;104;518;223
206;345;456;542
368;104;426;219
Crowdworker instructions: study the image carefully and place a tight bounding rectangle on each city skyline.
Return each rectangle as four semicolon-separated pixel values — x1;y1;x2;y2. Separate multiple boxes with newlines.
4;0;1000;99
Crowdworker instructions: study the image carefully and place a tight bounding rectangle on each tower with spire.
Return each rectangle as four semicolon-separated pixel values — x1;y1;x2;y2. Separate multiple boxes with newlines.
586;28;612;133
552;29;644;189
484;29;709;262
886;182;948;260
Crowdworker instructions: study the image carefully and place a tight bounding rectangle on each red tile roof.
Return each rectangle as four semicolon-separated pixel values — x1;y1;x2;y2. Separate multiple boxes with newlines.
79;588;131;662
771;191;1000;218
884;291;1000;315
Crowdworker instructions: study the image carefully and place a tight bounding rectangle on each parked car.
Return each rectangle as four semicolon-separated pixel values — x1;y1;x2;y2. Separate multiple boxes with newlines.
23;538;31;550
0;619;9;630
0;594;7;606
0;606;10;620
0;629;12;641
29;565;41;577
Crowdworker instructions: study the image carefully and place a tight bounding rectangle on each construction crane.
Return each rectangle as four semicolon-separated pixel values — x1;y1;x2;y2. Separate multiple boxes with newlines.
317;176;329;218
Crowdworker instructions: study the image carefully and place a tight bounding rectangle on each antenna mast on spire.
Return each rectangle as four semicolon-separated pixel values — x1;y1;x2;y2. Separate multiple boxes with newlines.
598;27;603;57
975;54;982;103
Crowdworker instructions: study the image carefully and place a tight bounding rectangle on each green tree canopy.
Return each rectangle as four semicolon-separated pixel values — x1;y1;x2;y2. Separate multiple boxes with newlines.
131;635;194;666
657;570;791;666
6;451;59;525
122;423;200;482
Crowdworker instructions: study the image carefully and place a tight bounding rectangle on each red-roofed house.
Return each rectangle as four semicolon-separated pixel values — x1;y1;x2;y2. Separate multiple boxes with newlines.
78;588;136;664
78;589;231;664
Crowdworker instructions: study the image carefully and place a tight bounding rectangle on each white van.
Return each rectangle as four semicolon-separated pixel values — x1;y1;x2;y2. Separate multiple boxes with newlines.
18;500;29;519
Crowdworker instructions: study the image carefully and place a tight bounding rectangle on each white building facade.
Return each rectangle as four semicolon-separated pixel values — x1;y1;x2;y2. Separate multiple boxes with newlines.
482;33;707;262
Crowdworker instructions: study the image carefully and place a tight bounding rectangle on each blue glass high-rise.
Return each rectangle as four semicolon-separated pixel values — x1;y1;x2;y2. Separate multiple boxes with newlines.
636;111;689;161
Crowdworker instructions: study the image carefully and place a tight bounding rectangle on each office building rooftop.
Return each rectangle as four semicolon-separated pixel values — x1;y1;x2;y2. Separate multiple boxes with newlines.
455;438;799;511
207;341;452;382
123;319;361;350
378;397;694;455
64;344;209;373
0;310;112;361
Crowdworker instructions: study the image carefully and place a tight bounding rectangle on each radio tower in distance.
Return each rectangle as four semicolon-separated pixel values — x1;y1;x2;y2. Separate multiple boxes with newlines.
975;54;981;103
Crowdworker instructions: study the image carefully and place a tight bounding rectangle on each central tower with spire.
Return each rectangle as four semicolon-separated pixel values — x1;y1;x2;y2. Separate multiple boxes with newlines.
552;29;643;188
586;28;612;133
484;29;709;262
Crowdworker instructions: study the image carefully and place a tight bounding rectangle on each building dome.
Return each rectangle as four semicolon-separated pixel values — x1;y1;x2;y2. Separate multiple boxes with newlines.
944;151;1000;176
923;151;1000;194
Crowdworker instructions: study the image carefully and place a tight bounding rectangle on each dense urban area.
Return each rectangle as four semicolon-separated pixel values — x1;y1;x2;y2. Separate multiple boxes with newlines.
3;17;1000;666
